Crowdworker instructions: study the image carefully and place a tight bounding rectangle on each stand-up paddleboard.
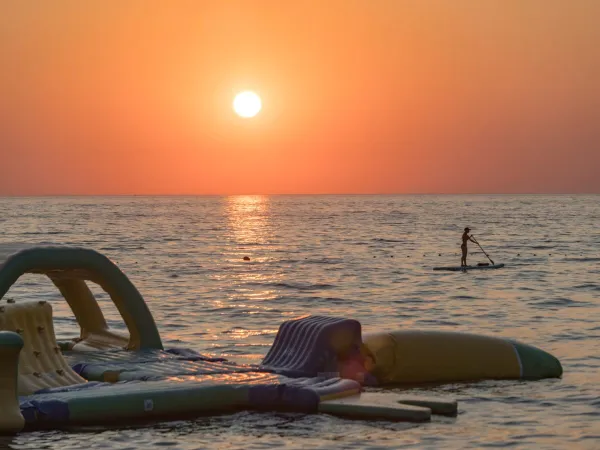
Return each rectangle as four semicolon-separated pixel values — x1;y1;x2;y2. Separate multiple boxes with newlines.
433;263;505;271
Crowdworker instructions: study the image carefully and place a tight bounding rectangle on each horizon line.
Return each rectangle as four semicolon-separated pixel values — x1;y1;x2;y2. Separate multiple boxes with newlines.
1;192;599;198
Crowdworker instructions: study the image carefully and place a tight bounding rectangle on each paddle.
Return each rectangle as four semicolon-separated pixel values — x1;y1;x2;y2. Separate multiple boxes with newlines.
470;235;495;265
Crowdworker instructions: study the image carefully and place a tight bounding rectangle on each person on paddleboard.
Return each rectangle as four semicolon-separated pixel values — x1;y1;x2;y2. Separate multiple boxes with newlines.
461;227;476;267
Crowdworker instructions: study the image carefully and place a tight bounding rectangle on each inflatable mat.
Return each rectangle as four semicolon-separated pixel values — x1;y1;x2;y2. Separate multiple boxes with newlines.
0;247;564;435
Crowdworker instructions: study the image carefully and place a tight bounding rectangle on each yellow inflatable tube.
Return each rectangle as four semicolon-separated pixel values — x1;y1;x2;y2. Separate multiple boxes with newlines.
363;330;562;384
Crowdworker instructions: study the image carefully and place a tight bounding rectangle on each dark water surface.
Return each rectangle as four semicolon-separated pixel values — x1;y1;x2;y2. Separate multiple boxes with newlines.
1;195;598;449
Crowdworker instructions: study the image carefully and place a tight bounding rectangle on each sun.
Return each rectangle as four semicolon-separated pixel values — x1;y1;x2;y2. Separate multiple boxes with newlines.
233;91;262;118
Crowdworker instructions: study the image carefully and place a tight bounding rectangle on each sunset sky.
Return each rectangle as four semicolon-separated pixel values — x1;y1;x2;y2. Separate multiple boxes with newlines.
1;1;599;195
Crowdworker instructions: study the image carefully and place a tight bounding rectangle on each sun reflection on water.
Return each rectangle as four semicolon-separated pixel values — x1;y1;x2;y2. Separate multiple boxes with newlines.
225;195;271;247
206;195;283;324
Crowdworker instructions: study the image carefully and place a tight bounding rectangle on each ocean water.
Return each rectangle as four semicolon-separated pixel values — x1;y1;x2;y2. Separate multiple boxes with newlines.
0;195;598;450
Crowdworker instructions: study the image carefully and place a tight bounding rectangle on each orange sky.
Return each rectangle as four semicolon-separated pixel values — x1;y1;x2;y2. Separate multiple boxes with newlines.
1;1;599;195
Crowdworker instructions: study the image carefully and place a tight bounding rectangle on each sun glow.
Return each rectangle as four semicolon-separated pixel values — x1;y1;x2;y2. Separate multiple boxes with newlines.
233;91;262;118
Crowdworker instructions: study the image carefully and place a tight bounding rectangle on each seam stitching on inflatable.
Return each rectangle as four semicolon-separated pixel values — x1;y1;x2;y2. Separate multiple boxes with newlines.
511;343;523;378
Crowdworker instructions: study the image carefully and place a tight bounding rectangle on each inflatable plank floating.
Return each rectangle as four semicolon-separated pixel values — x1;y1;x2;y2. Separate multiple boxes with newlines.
0;247;562;434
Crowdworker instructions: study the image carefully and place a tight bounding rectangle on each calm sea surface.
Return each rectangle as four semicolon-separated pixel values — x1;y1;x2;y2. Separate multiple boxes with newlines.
0;195;599;449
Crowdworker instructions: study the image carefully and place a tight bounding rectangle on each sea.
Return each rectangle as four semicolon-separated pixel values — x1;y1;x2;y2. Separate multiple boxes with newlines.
0;195;598;450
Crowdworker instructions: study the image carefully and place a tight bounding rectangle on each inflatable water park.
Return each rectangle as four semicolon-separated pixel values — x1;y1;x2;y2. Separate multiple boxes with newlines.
0;247;562;434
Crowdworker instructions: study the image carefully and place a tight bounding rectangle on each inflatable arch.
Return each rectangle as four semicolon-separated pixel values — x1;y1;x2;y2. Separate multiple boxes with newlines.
0;247;163;351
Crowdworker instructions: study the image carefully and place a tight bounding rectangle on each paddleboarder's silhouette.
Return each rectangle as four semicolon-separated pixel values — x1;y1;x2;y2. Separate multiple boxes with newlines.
461;227;476;267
